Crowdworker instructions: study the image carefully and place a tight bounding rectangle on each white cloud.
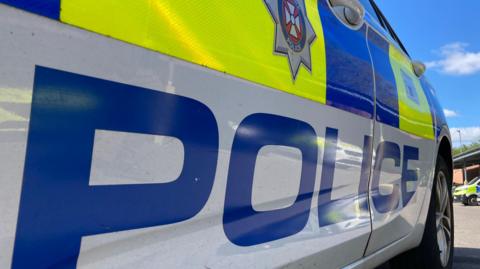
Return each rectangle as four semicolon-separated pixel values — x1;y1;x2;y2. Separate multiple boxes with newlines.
451;127;480;146
426;42;480;75
443;109;458;118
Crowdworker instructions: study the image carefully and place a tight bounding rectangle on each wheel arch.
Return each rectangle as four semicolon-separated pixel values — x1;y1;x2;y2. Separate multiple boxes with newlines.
437;127;453;184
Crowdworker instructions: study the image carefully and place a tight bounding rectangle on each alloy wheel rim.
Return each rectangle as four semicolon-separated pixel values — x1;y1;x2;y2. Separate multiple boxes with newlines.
435;171;452;267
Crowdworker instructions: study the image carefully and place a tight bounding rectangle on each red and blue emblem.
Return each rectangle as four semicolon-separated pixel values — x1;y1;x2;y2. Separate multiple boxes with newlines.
279;0;307;52
265;0;316;80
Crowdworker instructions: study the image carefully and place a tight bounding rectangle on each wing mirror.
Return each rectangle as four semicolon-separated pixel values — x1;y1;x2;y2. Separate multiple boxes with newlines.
412;61;426;77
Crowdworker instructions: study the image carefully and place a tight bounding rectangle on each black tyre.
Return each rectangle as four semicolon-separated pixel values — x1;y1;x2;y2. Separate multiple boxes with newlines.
390;155;454;269
467;195;478;206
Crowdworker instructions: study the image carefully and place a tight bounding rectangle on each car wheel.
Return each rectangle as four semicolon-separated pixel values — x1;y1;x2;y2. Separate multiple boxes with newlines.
390;156;454;269
467;195;478;206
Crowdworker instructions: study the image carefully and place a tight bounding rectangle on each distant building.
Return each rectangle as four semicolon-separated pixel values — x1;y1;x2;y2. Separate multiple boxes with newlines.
453;148;480;185
453;164;480;185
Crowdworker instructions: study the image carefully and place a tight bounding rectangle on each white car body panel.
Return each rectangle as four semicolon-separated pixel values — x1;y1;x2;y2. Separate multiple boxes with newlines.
0;6;372;268
0;2;448;268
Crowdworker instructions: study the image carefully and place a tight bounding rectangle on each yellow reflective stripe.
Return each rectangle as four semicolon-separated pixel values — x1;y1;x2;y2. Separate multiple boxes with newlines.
60;0;327;104
389;45;434;140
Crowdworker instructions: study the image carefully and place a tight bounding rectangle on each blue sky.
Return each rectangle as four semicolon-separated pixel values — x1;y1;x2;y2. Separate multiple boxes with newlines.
376;0;480;147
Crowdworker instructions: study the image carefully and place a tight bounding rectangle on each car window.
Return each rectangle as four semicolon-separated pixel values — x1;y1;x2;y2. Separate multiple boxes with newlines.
358;0;383;27
359;0;396;42
360;0;397;44
368;0;410;57
468;178;480;185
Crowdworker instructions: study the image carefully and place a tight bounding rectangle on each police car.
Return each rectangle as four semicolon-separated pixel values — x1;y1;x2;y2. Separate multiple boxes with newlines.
454;177;480;206
0;0;453;268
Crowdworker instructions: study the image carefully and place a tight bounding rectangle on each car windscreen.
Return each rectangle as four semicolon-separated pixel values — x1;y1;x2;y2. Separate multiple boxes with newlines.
468;177;480;185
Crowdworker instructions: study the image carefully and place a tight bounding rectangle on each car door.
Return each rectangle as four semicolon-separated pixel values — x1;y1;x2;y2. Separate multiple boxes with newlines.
312;0;376;265
364;0;437;254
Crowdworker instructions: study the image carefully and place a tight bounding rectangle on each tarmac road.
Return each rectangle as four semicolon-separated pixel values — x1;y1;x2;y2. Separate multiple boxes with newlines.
453;202;480;269
376;202;480;269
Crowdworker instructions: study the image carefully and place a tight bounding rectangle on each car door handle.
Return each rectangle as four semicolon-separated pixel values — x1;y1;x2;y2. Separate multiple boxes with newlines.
329;0;365;29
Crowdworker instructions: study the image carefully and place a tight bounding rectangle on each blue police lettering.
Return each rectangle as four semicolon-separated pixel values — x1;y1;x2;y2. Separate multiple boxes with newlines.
318;130;372;227
14;67;421;267
13;67;219;268
370;142;421;214
223;113;318;246
371;141;402;213
402;146;420;206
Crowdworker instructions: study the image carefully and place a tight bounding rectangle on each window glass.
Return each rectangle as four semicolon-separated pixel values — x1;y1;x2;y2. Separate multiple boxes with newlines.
468;177;480;185
368;0;410;57
359;0;396;44
358;0;383;28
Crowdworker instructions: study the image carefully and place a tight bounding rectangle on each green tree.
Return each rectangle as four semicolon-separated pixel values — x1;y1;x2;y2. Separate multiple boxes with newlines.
453;140;480;156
